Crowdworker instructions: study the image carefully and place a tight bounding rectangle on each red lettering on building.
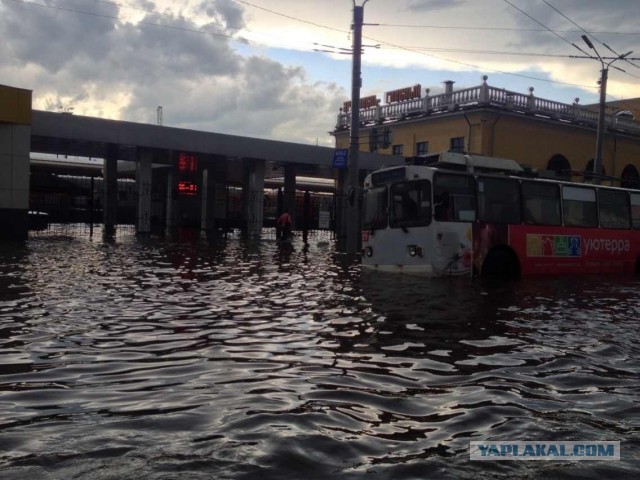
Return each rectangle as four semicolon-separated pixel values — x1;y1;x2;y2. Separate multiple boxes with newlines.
384;84;422;104
343;95;379;113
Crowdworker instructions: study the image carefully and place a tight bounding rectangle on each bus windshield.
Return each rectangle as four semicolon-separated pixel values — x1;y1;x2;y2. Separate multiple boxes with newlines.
390;180;432;228
363;185;388;230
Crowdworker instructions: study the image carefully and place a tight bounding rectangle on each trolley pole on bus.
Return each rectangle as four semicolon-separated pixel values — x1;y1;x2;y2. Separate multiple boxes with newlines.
346;1;368;256
580;35;633;183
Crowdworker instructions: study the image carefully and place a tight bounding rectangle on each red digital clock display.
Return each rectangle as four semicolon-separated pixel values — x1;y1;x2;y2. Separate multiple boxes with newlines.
178;153;198;174
178;181;198;196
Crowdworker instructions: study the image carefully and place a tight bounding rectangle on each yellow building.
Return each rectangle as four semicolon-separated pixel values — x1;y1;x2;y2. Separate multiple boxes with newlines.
0;83;32;240
332;76;640;187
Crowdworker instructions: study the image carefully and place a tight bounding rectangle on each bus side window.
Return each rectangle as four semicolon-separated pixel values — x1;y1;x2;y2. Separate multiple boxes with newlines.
598;189;630;229
477;177;521;224
562;186;597;227
433;172;476;222
522;181;561;226
630;193;640;229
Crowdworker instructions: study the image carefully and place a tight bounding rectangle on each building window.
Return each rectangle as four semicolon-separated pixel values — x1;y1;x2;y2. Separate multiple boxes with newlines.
450;137;465;153
392;145;404;156
416;141;428;156
621;164;640;189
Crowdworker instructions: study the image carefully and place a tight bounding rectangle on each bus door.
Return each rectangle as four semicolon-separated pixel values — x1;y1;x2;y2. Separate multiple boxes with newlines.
432;172;476;275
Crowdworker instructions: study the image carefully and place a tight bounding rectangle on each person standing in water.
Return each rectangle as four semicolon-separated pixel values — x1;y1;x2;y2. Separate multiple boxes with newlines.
276;209;293;241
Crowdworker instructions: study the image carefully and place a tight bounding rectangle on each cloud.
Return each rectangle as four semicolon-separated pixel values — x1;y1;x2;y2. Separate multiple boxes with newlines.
0;0;345;145
404;0;466;12
195;0;246;31
1;0;638;148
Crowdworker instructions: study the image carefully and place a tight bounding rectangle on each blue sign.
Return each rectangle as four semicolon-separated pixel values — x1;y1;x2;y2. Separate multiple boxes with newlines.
332;149;349;169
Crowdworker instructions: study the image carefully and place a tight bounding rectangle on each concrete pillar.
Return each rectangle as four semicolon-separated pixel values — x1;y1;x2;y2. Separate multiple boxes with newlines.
242;158;265;238
166;168;178;232
302;190;311;244
136;149;153;234
201;167;216;232
284;164;296;221
0;86;31;241
103;144;118;236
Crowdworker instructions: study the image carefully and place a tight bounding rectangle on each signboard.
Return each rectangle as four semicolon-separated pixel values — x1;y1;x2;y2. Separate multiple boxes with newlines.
385;84;422;104
332;148;348;169
318;211;331;229
343;95;378;113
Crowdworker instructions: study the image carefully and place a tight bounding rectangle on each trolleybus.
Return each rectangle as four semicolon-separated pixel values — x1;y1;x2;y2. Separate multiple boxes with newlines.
361;152;640;278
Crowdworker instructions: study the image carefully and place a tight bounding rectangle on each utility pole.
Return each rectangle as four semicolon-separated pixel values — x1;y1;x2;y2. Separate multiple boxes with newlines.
579;35;633;183
346;1;368;256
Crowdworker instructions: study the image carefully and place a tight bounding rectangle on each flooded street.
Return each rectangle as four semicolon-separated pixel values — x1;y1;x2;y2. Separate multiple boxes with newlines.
0;231;638;479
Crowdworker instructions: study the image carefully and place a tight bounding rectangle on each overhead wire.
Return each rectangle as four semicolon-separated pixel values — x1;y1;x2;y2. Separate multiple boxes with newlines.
234;0;598;89
4;0;626;92
372;23;640;36
502;0;640;96
540;0;640;79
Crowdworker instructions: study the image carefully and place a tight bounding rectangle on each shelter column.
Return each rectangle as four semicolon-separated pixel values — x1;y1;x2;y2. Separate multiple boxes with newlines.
201;166;215;233
0;86;31;241
103;144;118;237
166;166;178;232
136;149;152;234
242;158;265;238
202;160;228;232
283;165;296;220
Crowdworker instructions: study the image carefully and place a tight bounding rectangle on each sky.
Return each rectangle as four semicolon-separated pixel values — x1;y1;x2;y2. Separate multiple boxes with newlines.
2;0;639;147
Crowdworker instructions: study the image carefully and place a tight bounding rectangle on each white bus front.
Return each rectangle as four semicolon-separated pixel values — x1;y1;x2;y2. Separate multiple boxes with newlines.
361;165;474;276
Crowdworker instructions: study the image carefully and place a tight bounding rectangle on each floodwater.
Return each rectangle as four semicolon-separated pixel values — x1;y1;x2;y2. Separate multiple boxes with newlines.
0;229;638;479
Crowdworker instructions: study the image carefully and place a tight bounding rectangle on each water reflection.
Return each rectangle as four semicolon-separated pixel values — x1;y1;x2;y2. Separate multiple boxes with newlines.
0;232;638;479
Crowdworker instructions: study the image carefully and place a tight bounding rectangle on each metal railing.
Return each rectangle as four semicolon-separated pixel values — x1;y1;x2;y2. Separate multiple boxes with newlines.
335;79;640;136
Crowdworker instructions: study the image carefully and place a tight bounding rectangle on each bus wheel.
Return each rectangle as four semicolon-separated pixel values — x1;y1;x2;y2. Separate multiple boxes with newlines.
481;248;520;280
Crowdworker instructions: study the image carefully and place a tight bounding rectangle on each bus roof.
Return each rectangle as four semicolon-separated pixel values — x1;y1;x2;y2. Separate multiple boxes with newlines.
408;152;524;173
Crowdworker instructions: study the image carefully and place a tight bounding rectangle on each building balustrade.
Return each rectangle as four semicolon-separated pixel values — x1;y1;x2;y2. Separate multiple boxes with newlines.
335;76;640;136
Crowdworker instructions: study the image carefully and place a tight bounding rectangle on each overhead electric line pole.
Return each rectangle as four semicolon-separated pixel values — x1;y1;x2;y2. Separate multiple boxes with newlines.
579;35;633;182
346;0;368;256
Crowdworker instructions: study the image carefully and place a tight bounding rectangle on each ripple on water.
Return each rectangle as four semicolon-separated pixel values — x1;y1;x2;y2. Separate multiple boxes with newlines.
0;235;638;479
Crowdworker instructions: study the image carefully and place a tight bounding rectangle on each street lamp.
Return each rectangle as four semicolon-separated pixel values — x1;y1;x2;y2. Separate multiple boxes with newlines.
346;0;370;256
580;34;633;182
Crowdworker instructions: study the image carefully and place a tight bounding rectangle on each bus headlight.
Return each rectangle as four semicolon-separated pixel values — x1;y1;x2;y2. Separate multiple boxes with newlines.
362;246;373;257
408;244;423;257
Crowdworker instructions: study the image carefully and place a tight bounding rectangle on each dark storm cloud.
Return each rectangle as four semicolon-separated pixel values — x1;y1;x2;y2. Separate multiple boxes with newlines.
196;0;246;31
0;0;242;95
0;0;118;73
122;55;345;143
0;0;344;143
